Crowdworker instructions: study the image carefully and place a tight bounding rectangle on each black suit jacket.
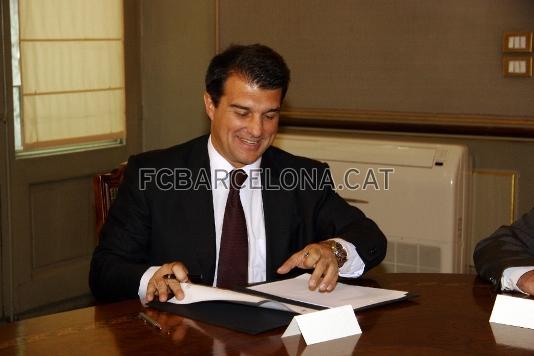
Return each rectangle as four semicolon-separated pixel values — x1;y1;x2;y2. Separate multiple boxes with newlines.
90;135;387;301
474;208;534;289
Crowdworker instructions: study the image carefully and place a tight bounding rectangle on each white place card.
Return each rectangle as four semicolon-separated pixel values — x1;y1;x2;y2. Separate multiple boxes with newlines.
490;322;534;351
282;304;361;345
282;334;360;356
490;294;534;330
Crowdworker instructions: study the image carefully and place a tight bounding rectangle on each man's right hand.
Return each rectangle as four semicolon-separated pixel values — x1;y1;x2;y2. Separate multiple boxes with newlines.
146;261;190;302
517;270;534;295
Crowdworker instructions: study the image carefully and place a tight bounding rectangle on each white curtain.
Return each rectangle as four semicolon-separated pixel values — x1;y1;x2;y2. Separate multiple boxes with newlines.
19;0;125;149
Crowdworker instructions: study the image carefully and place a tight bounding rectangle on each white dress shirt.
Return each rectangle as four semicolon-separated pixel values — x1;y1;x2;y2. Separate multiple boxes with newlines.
138;136;365;301
208;136;267;285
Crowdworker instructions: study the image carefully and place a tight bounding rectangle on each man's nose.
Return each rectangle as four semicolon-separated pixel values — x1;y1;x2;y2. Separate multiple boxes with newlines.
248;116;263;137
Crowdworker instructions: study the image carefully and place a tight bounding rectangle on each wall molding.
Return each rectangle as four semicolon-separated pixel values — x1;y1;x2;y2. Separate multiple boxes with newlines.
280;108;534;138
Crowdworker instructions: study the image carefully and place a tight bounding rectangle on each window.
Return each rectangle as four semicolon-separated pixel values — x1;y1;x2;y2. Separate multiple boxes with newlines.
10;0;126;155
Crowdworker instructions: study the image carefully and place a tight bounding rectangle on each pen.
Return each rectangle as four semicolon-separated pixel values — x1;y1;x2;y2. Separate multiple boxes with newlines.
138;312;162;330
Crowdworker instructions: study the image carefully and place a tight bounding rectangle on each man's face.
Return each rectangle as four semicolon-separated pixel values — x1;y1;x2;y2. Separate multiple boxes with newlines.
204;74;282;168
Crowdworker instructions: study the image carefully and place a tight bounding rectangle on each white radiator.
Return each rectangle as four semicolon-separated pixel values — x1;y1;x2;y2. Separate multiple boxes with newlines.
274;133;471;273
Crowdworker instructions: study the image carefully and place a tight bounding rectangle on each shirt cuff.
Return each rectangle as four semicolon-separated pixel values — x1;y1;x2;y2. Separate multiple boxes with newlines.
331;238;365;278
501;266;534;294
138;266;160;305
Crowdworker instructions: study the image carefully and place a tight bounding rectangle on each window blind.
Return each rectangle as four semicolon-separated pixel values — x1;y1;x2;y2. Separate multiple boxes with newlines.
18;0;125;149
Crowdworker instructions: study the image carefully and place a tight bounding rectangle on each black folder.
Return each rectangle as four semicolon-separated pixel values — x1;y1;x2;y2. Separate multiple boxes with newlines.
148;300;296;335
148;279;416;335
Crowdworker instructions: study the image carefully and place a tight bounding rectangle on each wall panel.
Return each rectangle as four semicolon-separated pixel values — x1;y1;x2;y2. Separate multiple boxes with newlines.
219;0;534;135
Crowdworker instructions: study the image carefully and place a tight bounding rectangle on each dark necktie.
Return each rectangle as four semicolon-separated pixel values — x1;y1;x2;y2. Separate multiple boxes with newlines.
217;169;248;289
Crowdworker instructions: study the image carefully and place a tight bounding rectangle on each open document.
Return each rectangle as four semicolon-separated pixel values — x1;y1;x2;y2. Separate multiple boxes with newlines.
167;280;317;314
167;273;410;315
248;274;409;311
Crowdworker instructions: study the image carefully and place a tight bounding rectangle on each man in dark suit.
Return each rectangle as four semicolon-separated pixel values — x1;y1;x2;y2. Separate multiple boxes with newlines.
90;44;387;303
474;208;534;295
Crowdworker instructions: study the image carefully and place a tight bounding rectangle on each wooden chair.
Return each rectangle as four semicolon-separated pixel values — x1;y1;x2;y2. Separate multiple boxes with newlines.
93;163;127;238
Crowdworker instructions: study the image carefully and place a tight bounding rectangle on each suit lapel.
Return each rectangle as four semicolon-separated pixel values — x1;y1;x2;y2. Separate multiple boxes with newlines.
184;136;217;284
261;149;295;281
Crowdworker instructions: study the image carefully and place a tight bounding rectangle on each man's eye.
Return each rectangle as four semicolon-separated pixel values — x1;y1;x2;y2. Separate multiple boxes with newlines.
264;113;278;120
235;111;248;117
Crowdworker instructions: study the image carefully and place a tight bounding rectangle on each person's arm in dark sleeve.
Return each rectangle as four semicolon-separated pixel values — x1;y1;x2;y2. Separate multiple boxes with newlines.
277;163;387;292
474;208;534;290
314;165;387;273
89;155;152;302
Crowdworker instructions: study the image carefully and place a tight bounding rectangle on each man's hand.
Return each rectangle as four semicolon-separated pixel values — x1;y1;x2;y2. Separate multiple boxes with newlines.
517;270;534;295
277;242;339;292
146;261;190;302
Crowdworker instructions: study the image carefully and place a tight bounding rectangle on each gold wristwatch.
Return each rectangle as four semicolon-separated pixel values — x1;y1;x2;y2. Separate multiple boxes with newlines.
321;240;348;268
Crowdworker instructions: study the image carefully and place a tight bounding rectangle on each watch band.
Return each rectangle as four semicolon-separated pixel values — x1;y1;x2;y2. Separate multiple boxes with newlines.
321;240;348;268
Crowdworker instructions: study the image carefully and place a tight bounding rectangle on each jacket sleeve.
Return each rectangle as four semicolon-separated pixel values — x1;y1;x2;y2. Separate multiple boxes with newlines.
313;164;387;273
89;155;152;302
474;208;534;289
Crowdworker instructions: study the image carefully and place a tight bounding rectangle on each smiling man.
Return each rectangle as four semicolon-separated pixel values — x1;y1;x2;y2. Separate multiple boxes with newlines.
205;74;280;168
89;44;387;303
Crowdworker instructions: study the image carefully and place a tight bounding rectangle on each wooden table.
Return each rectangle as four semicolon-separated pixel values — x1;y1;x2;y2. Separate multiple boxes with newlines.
1;273;533;355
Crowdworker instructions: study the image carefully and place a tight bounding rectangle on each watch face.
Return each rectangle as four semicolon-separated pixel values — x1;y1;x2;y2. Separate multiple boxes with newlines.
321;240;348;267
332;241;348;267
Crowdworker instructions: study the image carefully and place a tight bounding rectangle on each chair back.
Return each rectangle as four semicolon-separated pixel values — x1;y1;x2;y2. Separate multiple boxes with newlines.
93;163;127;238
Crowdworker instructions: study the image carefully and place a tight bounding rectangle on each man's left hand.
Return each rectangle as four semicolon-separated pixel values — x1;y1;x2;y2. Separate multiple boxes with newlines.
517;270;534;295
277;242;338;292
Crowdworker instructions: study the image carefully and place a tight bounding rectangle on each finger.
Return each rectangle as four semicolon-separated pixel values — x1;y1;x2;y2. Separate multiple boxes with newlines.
171;262;189;282
166;279;186;300
146;281;157;302
308;257;328;290
164;263;188;300
162;278;176;300
155;278;170;302
146;262;186;302
301;247;322;269
319;262;339;292
277;250;306;274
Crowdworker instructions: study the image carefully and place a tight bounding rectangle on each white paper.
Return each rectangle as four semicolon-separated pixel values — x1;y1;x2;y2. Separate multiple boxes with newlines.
249;273;408;310
489;294;534;330
165;274;408;316
282;305;361;345
167;282;316;314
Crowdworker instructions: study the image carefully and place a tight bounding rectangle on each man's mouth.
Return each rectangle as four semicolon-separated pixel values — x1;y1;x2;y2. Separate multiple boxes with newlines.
239;137;261;146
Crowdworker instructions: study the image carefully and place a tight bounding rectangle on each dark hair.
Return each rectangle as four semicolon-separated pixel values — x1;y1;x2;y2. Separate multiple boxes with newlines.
205;44;290;106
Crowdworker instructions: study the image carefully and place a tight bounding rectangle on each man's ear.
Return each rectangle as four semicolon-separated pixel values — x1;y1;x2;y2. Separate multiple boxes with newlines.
203;92;215;121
